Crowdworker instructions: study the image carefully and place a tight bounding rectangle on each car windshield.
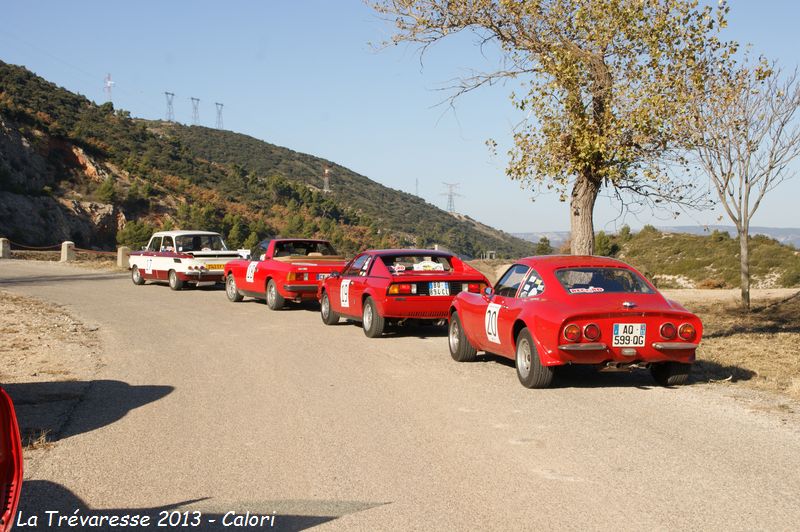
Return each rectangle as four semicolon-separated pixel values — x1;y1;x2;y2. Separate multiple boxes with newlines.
554;267;653;294
273;241;339;257
379;254;453;274
175;234;228;252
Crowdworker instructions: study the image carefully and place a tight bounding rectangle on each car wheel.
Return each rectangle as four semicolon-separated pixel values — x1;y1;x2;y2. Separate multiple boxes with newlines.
650;362;691;386
266;279;284;310
362;297;385;338
449;312;477;362
320;291;340;325
516;328;553;389
131;266;145;285
168;270;184;291
226;274;243;302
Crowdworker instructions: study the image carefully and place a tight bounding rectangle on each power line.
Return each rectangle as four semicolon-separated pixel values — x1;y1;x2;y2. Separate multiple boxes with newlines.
190;97;200;125
215;102;224;130
164;92;175;122
103;73;114;103
441;182;462;213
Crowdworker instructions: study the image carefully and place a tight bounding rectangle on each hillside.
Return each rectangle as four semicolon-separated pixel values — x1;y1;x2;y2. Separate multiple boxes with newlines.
0;60;533;257
601;226;800;289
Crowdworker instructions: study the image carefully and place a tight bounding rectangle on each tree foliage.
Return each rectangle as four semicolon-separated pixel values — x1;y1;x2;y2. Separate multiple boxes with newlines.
687;57;800;309
373;0;736;254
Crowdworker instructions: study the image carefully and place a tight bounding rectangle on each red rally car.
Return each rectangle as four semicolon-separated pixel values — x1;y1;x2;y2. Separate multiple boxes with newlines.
318;249;490;338
224;238;347;309
448;256;702;388
1;387;22;532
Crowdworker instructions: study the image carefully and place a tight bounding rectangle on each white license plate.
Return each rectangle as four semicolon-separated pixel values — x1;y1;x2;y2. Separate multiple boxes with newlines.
317;273;330;281
429;282;450;296
613;323;646;347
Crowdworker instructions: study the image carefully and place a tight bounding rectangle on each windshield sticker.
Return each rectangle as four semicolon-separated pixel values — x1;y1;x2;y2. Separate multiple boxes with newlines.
569;286;604;294
389;264;406;274
413;260;444;271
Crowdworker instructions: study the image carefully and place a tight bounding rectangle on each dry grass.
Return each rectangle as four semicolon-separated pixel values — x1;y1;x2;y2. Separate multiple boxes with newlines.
683;292;800;399
23;429;54;451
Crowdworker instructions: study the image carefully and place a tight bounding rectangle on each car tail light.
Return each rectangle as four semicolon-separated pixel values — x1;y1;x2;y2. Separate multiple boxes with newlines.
583;323;600;341
389;283;417;295
287;272;309;281
678;323;696;341
463;282;487;293
660;322;677;339
563;323;581;342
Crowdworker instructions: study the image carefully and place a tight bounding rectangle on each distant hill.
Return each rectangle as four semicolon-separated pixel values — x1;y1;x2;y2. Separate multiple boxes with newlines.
0;60;533;258
514;225;800;250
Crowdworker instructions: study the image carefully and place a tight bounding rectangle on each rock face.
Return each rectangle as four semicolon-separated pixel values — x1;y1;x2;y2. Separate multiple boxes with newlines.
0;114;123;248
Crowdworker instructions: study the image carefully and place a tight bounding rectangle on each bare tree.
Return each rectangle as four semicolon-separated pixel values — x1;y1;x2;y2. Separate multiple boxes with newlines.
371;0;734;254
690;61;800;309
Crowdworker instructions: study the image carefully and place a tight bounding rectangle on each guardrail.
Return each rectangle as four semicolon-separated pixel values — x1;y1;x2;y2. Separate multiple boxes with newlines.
0;238;130;267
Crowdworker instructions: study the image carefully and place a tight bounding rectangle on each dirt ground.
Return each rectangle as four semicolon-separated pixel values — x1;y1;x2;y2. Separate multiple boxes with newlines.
0;289;103;449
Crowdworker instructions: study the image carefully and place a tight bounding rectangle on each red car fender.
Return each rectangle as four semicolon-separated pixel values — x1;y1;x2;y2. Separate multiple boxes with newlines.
362;287;385;315
1;387;22;532
450;298;484;351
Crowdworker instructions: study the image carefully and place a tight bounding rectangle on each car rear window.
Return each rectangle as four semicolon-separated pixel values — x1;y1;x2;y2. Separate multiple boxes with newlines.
555;267;653;294
379;254;453;274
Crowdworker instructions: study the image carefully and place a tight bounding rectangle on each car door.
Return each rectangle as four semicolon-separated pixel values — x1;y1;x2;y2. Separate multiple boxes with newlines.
334;253;370;318
241;240;269;294
142;236;162;280
479;264;531;356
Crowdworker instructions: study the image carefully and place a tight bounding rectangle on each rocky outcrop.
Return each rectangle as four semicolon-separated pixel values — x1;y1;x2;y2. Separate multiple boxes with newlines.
0;113;124;248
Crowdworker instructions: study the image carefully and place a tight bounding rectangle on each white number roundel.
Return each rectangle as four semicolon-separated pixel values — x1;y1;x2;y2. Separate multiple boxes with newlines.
485;303;501;344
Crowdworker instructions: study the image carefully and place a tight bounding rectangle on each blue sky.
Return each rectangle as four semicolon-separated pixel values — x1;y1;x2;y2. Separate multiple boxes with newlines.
1;1;798;233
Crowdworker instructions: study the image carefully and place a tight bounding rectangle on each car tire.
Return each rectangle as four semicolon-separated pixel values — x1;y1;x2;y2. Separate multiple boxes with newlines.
266;279;284;310
448;312;477;362
650;362;691;386
131;266;145;285
168;270;184;291
320;291;340;325
362;297;385;338
515;328;553;389
226;274;243;302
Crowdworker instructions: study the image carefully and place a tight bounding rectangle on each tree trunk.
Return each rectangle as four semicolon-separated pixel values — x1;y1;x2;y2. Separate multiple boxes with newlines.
569;176;600;255
739;228;751;311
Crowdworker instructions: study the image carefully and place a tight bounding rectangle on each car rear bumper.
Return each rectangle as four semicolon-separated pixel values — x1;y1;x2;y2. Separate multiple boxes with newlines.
380;297;453;319
281;283;322;300
552;342;696;364
176;271;225;282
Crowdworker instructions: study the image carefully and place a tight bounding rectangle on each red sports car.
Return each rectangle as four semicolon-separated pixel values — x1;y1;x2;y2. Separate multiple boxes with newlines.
1;387;22;532
224;238;347;309
318;249;490;337
448;256;702;388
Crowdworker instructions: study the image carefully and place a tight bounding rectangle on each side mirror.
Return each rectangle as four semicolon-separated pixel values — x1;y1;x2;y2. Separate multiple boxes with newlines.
141;246;147;251
330;271;341;279
483;286;493;298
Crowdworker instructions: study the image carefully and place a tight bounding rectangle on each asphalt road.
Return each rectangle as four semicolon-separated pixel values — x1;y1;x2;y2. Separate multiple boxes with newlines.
2;260;800;531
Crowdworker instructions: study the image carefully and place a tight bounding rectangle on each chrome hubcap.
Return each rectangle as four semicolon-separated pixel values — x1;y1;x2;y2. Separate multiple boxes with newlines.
322;295;329;318
268;284;275;303
449;320;460;352
227;277;235;297
363;304;372;329
517;338;531;378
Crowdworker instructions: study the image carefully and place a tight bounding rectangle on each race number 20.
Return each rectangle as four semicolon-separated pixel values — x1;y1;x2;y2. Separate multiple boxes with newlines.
485;303;502;344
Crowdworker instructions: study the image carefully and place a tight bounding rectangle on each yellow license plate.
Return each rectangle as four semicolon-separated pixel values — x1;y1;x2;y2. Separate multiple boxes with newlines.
206;264;224;270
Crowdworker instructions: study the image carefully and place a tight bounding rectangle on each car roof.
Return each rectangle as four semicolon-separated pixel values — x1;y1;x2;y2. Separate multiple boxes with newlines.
151;230;222;238
271;238;331;243
517;255;634;270
362;249;454;257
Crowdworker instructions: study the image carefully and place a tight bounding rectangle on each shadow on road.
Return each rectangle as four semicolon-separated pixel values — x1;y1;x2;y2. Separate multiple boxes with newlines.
4;380;173;445
18;480;384;531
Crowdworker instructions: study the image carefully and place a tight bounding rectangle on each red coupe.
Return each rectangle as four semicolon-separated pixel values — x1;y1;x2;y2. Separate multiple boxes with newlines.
318;249;489;337
1;387;22;532
224;238;347;309
448;256;702;388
